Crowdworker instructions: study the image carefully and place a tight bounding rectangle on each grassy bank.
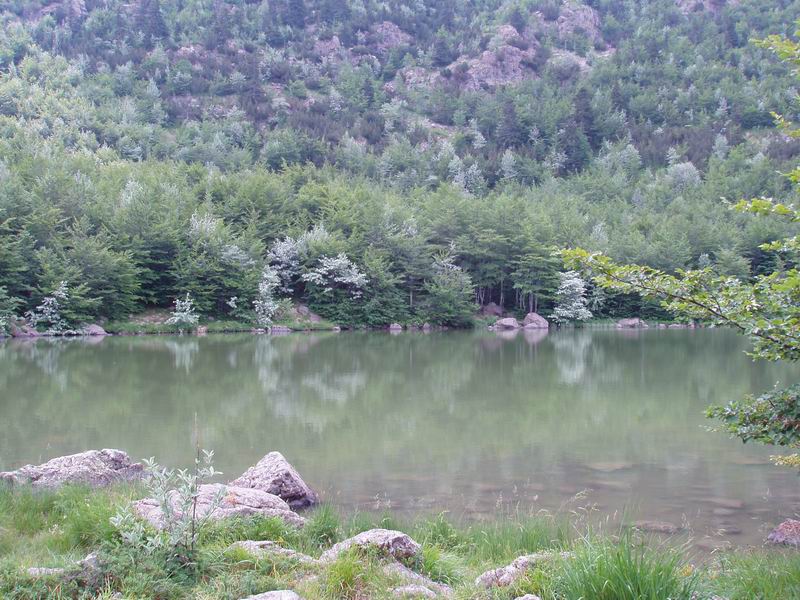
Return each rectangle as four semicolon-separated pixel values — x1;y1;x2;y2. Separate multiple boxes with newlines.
1;485;798;599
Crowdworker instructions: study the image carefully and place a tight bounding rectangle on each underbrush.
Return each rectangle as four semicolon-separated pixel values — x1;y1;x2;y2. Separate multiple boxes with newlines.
0;486;797;599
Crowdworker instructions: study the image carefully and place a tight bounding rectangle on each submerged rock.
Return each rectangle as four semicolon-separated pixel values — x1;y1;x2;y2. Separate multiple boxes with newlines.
476;551;573;588
230;451;318;510
767;519;800;547
616;318;648;329
633;520;682;534
134;483;306;529
522;312;549;329
320;529;421;562
228;540;317;565
0;449;143;489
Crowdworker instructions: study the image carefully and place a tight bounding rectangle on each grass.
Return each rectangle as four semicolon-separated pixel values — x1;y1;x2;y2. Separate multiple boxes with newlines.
0;485;797;599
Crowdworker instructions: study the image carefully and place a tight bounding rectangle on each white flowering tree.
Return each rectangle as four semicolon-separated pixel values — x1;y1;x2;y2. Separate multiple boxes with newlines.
301;253;368;298
253;266;281;327
552;271;593;324
25;281;69;334
167;293;199;329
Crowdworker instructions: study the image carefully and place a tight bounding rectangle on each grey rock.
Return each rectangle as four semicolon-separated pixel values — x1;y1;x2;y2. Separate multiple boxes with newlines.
384;562;453;597
515;596;542;600
230;451;318;509
241;592;302;600
26;567;66;578
228;540;317;565
196;325;209;335
392;585;437;598
9;320;39;337
494;317;521;330
270;325;292;334
522;312;549;329
616;318;648;329
389;323;403;332
321;529;421;562
476;551;573;588
134;483;306;529
767;519;800;547
0;449;143;489
81;324;108;336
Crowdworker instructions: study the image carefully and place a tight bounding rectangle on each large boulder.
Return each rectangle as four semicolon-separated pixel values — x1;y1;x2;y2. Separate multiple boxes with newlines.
616;318;648;329
320;529;421;562
81;324;108;336
767;519;800;547
134;483;306;529
522;313;549;329
0;449;143;489
494;317;521;330
230;452;318;510
476;551;573;588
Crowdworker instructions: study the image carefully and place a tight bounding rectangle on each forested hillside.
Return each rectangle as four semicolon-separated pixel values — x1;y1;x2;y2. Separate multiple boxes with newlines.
1;0;799;328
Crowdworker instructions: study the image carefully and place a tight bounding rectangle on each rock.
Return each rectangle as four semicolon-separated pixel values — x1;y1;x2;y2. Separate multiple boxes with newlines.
515;596;542;600
476;551;573;588
26;567;66;578
228;540;317;565
392;585;436;598
0;449;143;489
331;326;341;332
767;519;800;547
134;483;306;529
384;562;453;597
481;302;504;317
421;323;431;332
81;324;108;336
320;529;421;562
230;452;318;510
295;305;322;323
658;323;667;329
9;320;39;337
668;323;687;329
196;325;208;335
522;313;549;329
389;323;403;332
494;317;521;330
616;318;648;329
633;520;681;534
270;325;292;334
241;592;302;600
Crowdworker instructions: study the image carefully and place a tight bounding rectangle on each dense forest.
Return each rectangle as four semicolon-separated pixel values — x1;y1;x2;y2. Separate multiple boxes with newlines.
1;0;799;328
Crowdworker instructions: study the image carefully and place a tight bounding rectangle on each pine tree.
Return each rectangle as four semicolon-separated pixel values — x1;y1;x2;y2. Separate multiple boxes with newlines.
135;0;168;48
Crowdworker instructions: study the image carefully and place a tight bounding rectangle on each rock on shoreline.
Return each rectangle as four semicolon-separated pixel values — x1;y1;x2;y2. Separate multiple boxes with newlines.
230;451;318;510
0;449;143;489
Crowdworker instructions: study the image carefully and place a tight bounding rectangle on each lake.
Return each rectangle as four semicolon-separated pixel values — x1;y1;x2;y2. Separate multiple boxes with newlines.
1;328;798;549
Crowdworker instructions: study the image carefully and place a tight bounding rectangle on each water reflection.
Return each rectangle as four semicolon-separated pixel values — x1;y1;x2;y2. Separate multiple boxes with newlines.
1;329;798;547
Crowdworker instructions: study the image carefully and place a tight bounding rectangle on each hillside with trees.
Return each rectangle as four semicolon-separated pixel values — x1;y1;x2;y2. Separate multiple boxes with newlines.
1;0;799;328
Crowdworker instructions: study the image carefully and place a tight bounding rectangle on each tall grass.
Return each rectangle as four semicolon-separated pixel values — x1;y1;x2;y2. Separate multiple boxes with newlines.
712;551;800;600
556;533;698;600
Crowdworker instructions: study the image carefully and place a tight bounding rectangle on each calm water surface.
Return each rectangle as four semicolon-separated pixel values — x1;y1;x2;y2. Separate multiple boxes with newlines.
1;329;798;549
